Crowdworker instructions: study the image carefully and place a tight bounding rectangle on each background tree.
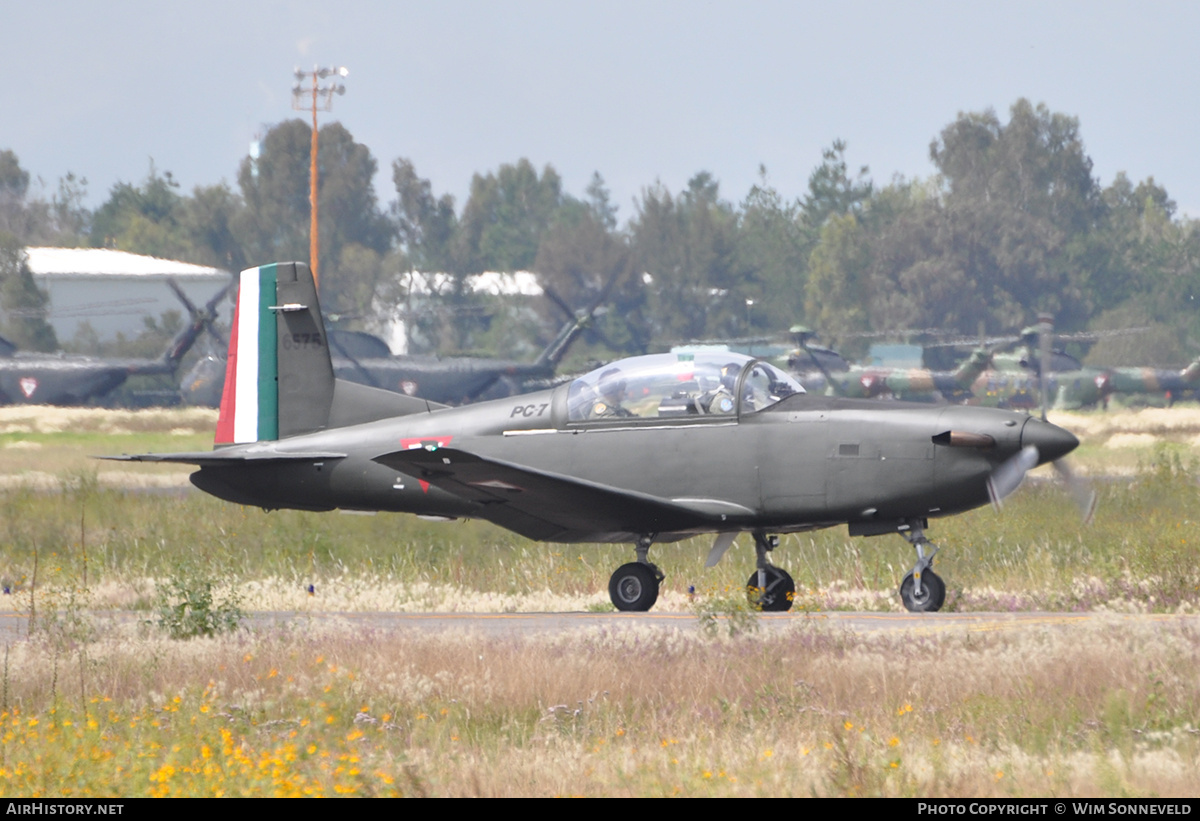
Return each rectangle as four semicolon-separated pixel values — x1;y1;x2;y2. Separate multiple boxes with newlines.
736;167;810;333
799;140;874;238
90;163;191;259
0;233;58;351
924;99;1102;332
629;172;741;342
532;174;637;356
805;102;1115;347
456;158;565;274
237;120;392;314
180;182;246;272
0;151;90;246
392;157;459;274
0;150;32;239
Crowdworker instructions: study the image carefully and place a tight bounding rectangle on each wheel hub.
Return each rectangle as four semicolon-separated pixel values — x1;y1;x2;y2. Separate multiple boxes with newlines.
617;576;643;603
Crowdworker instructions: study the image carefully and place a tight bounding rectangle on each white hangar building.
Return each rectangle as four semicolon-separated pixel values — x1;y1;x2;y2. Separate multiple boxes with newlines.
24;247;233;344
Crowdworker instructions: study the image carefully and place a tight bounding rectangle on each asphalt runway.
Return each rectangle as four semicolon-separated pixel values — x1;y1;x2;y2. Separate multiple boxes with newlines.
2;609;1195;643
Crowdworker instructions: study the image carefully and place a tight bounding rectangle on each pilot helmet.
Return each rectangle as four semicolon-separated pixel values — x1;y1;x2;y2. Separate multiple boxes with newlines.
598;367;626;400
720;361;741;392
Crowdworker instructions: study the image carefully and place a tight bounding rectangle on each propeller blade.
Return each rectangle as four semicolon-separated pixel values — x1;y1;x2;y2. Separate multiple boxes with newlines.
987;444;1040;511
1051;459;1097;525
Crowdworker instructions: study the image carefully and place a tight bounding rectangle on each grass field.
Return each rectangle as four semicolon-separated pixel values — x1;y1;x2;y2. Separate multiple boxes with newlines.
0;404;1198;796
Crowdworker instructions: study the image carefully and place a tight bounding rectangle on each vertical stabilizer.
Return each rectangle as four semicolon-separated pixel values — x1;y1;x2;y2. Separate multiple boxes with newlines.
215;262;334;444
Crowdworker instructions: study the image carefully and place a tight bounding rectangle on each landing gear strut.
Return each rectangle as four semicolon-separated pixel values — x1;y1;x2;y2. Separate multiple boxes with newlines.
746;533;795;612
609;535;664;611
899;527;945;612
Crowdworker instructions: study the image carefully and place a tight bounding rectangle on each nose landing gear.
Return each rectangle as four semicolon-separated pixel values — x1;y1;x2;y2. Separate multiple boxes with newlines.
899;528;944;612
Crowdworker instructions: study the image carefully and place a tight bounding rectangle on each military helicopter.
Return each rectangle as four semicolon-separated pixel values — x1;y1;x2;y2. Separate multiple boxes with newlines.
0;280;231;406
951;320;1197;410
111;262;1093;613
1097;359;1200;406
789;327;991;403
179;276;615;407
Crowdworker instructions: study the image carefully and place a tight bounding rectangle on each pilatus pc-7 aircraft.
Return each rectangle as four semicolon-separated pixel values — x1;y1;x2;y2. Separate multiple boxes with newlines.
112;263;1088;613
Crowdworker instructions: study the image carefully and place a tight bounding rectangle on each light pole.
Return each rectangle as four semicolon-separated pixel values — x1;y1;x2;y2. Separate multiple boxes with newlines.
292;65;349;288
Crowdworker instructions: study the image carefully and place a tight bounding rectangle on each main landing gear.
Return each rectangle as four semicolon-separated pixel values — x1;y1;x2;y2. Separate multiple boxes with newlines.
746;533;794;612
607;532;796;613
609;535;665;611
899;527;945;612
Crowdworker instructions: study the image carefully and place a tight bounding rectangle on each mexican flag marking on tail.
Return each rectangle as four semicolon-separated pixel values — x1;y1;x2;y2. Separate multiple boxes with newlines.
215;264;279;443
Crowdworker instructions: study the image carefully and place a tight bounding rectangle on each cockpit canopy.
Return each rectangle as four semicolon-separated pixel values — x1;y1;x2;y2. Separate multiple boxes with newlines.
566;352;803;422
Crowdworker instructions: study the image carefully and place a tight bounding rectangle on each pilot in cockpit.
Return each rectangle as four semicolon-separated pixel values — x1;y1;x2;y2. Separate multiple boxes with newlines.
695;361;741;414
587;367;636;419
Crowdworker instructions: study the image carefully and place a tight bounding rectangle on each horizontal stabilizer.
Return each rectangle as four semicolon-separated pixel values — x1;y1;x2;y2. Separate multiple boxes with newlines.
375;446;721;541
100;449;346;467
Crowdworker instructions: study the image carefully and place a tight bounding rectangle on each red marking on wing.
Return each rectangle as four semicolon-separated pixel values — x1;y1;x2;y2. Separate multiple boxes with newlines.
398;435;454;450
397;437;453;494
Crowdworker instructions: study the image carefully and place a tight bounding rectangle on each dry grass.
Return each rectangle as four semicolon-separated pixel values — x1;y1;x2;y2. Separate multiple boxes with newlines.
2;616;1198;796
1049;407;1200;476
0;406;211;481
0;406;217;436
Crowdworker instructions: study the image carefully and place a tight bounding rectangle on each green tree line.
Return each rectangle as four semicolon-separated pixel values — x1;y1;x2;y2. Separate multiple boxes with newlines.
3;99;1198;365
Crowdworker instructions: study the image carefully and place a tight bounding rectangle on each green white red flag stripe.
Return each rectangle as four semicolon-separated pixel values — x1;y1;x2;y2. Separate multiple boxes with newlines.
215;264;279;443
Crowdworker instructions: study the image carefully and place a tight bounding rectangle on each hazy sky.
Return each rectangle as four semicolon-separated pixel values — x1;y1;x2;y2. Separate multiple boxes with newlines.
6;1;1200;220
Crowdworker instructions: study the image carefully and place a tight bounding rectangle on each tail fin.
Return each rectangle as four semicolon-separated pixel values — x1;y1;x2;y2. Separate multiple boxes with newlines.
215;262;334;444
214;262;442;444
1182;357;1200;386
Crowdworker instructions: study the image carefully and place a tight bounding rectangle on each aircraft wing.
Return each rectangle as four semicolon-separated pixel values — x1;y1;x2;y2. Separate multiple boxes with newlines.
99;450;346;467
374;446;727;541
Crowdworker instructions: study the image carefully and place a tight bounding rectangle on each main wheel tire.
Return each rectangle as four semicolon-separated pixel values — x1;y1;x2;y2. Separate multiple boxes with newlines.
747;566;795;612
900;569;946;612
609;562;660;611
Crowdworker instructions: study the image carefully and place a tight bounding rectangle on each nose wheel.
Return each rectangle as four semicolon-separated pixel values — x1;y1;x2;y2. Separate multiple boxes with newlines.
900;569;945;612
899;527;945;612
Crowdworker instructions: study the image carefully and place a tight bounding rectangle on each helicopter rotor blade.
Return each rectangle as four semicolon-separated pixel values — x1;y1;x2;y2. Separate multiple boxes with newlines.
542;285;577;324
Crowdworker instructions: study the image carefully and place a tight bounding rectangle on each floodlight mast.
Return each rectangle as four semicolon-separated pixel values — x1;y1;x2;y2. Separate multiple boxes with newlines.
291;65;349;288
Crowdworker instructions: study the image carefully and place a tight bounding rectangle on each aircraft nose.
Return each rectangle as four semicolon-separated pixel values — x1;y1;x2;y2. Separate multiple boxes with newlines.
1020;417;1079;463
